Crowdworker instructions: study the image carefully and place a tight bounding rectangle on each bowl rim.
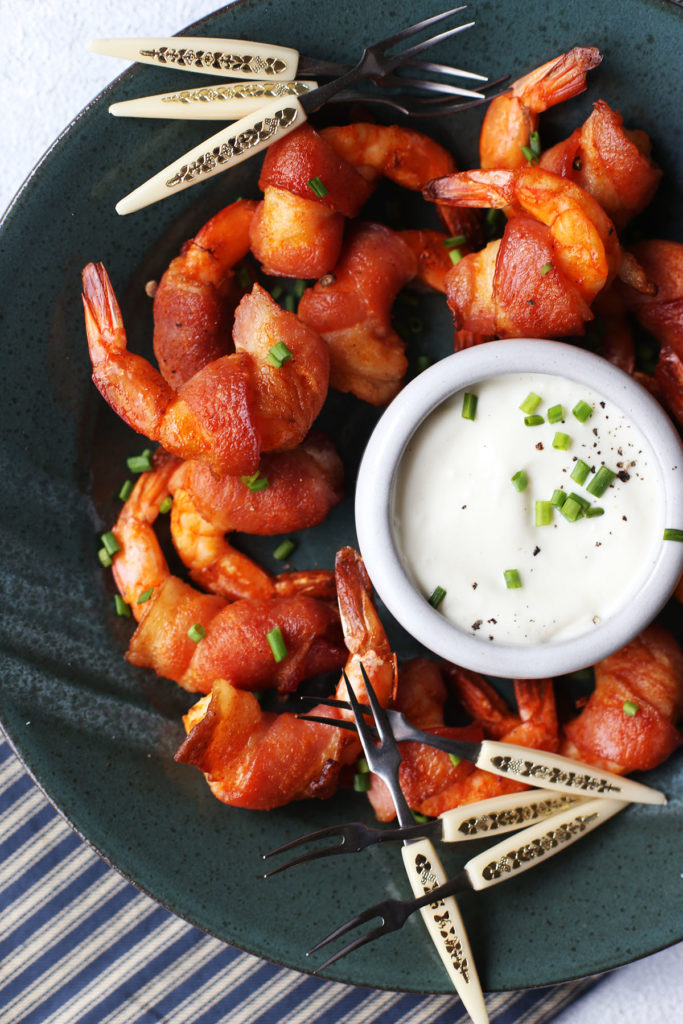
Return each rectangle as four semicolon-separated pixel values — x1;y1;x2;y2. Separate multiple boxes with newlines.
355;338;683;678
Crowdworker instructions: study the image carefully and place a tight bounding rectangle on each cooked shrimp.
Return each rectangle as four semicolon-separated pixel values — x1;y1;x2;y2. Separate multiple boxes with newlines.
561;625;683;774
153;199;258;388
480;47;602;170
83;264;329;476
297;222;417;405
397;229;457;294
174;547;398;810
167;433;344;601
110;460;345;694
540;101;662;230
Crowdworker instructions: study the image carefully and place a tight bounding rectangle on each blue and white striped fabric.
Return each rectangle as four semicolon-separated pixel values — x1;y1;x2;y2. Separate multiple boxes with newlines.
0;736;599;1024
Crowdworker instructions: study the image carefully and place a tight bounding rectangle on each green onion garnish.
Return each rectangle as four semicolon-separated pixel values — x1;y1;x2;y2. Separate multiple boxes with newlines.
353;773;371;792
236;265;252;289
461;393;478;420
504;569;522;589
572;400;593;422
623;700;639;717
519;392;542;414
188;623;206;643
356;756;370;774
569;492;590;511
586;466;616;497
511;470;528;492
586;506;605;518
114;595;131;618
118;479;133;501
529;130;541;157
448;248;463;265
570;460;591;486
101;531;120;557
159;496;173;514
663;528;683;542
126;448;153;473
521;144;538;165
552;432;572;450
428;585;446;608
547;404;564;424
524;414;545;426
270;284;283;301
551;489;567;508
560;497;583;522
294;279;306;298
443;234;467;249
540;262;553;275
273;539;295;561
535;501;553;527
409;316;423;335
241;472;269;492
449;754;462;768
284;294;296;312
412;810;430;823
267;341;293;368
137;588;154;604
307;176;329;198
97;547;113;568
416;354;432;374
267;625;288;663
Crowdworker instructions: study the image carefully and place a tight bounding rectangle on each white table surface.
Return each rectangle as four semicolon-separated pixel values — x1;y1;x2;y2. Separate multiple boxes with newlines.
2;2;681;1021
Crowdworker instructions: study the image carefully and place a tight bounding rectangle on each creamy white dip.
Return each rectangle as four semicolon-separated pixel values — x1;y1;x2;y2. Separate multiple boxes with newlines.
392;372;663;645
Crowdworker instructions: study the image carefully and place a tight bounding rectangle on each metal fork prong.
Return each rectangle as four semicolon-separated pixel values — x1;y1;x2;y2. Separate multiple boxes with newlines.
307;904;393;957
372;5;469;53
264;844;348;878
384;75;486;99
396;20;476;63
358;663;393;746
406;57;488;82
299;694;372;713
311;927;390;973
341;669;377;756
295;713;361;734
263;821;356;861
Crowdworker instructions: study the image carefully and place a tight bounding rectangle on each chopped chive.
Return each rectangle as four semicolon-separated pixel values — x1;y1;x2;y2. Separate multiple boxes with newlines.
356;756;370;774
270;284;283;300
535;501;553;527
273;539;295;561
448;247;463;265
521;144;538;165
560;496;583;522
547;404;564;424
461;393;478;420
416;354;432;373
586;506;605;518
267;625;288;663
504;569;522;589
572;400;593;422
485;208;503;235
570;459;591;485
240;472;269;493
529;130;541;157
622;700;639;717
551;489;567;508
409;316;423;335
540;262;553;275
412;810;430;823
586;466;616;497
267;341;293;368
552;432;572;450
519;392;542;414
428;585;447;608
188;623;206;643
236;265;252;289
449;753;462;768
137;588;154;604
443;234;467;248
159;496;173;514
114;595;131;618
97;547;113;568
118;479;133;501
569;492;590;511
511;470;528;492
307;176;329;198
663;528;683;542
284;294;296;312
353;773;371;792
101;531;120;557
524;414;545;426
293;279;306;298
126;448;153;473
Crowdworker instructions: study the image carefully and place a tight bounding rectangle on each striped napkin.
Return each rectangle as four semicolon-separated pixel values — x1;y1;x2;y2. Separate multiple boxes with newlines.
0;736;598;1024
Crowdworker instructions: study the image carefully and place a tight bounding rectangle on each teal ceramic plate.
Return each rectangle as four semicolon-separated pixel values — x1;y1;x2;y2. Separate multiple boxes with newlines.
0;0;681;994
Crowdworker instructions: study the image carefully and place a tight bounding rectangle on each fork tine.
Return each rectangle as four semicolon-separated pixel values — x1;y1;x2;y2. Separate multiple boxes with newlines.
307;904;390;956
341;669;376;756
263;844;348;878
396;20;476;62
311;927;389;972
407;57;488;82
374;5;469;51
358;663;394;745
263;821;353;860
295;713;360;733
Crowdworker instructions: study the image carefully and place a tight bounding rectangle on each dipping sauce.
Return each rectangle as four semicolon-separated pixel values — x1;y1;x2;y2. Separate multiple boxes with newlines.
392;372;663;644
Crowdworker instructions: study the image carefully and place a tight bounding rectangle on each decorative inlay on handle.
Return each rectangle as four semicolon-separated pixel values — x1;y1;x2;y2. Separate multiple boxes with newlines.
139;46;289;76
480;810;600;881
161;81;312;105
489;754;622;795
408;849;471;982
457;795;577;837
166;106;299;187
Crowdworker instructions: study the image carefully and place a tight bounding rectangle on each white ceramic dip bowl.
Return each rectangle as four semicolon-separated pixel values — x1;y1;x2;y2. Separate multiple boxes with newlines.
355;339;683;678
